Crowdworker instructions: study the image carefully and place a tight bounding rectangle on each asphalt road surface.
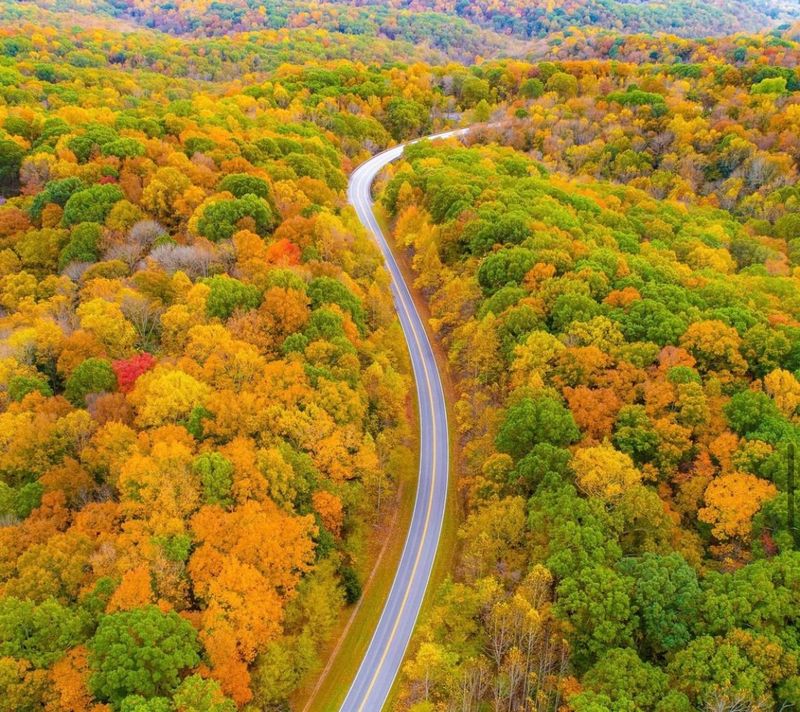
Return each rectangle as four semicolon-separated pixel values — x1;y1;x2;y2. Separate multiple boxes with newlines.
340;129;467;712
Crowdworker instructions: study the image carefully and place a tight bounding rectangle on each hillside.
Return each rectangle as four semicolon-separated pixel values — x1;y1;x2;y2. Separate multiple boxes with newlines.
384;0;800;38
12;0;800;61
7;0;518;63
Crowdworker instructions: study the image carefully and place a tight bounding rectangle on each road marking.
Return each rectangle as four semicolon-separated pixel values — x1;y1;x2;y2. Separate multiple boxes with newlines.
354;236;440;712
341;130;471;711
348;165;442;709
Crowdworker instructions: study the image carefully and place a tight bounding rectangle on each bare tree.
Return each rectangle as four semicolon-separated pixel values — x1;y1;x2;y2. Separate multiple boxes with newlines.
105;242;144;271
459;659;490;712
128;219;167;250
62;261;92;281
148;243;216;278
704;692;773;712
121;293;164;351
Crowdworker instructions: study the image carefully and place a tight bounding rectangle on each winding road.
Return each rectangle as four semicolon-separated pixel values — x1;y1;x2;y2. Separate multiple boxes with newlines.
340;129;467;712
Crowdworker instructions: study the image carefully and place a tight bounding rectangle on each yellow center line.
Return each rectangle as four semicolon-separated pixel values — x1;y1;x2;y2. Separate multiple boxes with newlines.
354;179;442;712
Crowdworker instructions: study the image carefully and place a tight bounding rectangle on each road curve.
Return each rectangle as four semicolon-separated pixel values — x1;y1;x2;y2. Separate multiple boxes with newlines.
341;129;467;712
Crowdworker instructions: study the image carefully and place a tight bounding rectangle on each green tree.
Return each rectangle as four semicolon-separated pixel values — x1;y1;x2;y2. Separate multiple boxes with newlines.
384;97;429;140
550;293;602;332
741;324;791;377
620;553;700;658
460;75;490;106
308;277;365;332
619;299;687;346
471;99;491;123
172;675;236;712
724;389;785;441
29;177;83;219
0;597;86;667
62;185;124;226
752;77;787;94
304;308;345;342
577;648;683;711
192;452;234;507
479;285;525;317
698;554;800;638
8;375;52;401
101;138;146;159
67;124;118;162
466;212;531;254
776;214;800;241
555;565;636;671
64;358;117;407
520;78;544;99
528;483;622;579
667;634;776;708
546;71;579;98
88;606;200;705
202;275;262;320
495;394;580;459
196;194;275;241
477;247;536;295
58;222;102;270
0;138;25;195
339;565;362;604
509;443;572;495
119;696;172;712
218;173;271;200
612;406;660;466
12;482;44;518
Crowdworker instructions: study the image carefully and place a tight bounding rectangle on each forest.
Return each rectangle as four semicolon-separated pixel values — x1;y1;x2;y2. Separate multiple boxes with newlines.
12;0;800;62
0;14;427;712
380;48;800;712
2;0;800;711
380;0;800;39
384;138;800;711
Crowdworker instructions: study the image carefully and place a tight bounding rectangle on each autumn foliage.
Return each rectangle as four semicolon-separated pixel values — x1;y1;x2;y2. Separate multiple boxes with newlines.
385;135;800;710
3;1;800;710
0;8;423;710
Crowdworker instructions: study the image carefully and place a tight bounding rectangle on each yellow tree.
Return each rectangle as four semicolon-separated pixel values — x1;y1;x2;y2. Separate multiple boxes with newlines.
572;443;642;502
699;472;776;546
128;366;211;427
76;299;136;359
764;369;800;418
679;320;747;378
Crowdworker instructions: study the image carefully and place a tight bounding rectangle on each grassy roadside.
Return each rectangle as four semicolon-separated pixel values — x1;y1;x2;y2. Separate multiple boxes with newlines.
374;205;463;712
290;395;420;712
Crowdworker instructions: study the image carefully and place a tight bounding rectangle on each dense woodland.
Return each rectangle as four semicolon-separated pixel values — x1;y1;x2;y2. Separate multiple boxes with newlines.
0;17;431;712
8;0;514;63
378;45;800;712
12;0;800;63
381;0;800;39
3;1;800;711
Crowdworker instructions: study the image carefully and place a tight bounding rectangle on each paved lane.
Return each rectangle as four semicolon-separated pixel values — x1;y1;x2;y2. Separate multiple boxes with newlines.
340;129;467;712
